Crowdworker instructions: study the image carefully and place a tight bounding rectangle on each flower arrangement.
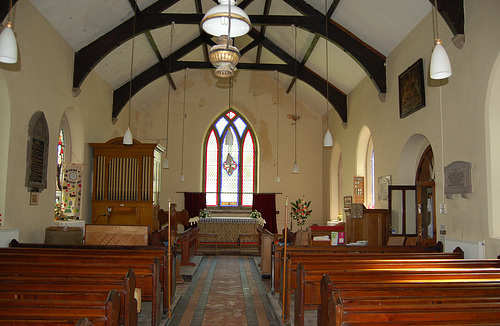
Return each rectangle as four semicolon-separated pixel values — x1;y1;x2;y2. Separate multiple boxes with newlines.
54;202;68;221
250;209;266;227
199;208;211;218
291;196;312;229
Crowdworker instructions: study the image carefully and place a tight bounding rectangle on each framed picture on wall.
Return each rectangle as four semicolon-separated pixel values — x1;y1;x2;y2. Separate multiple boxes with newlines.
344;196;352;209
30;192;39;205
399;58;426;119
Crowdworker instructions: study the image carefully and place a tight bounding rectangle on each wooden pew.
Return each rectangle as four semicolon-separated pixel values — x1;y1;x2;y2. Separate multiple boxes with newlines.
277;250;465;322
179;226;199;266
257;227;276;275
0;270;137;326
0;289;120;326
272;242;444;293
282;249;464;295
0;259;161;326
6;242;176;317
320;273;500;326
294;261;500;326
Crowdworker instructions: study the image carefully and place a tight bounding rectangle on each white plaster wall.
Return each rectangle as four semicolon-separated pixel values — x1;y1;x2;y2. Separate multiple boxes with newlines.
135;69;324;233
0;0;126;242
326;1;500;258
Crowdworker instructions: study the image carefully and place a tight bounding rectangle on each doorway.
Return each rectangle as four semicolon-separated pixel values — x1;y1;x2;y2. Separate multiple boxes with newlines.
389;145;436;245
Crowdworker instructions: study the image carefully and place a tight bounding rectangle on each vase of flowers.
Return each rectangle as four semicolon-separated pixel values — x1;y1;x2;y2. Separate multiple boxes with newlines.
291;196;312;230
250;209;266;227
199;208;211;218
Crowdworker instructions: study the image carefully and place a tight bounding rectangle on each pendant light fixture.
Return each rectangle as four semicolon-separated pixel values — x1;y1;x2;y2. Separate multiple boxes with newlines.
323;0;333;147
292;25;299;174
430;0;452;79
179;68;187;182
123;6;137;145
0;0;17;64
163;23;175;169
275;71;281;183
202;0;251;38
204;0;247;77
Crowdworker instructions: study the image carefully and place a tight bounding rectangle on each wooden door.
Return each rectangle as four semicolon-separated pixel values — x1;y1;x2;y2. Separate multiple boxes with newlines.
416;146;436;246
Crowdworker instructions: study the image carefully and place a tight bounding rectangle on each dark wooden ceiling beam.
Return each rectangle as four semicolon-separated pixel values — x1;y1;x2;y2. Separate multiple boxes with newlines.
194;0;209;61
255;0;273;64
428;0;465;48
286;0;339;94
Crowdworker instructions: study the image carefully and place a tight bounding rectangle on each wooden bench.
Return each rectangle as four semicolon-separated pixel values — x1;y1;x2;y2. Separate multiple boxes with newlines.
272;242;444;293
179;226;199;266
7;241;176;318
0;258;161;326
320;273;500;326
0;270;137;326
0;289;120;326
281;248;465;295
294;261;500;326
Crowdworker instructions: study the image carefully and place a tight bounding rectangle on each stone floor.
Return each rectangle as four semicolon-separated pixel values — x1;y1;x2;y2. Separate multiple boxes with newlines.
138;255;316;326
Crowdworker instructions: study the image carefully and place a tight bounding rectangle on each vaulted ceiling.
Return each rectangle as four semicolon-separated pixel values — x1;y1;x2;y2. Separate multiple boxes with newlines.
2;0;464;123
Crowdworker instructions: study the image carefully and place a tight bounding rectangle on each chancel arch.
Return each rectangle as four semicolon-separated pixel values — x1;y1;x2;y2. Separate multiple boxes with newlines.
203;109;258;210
486;49;500;239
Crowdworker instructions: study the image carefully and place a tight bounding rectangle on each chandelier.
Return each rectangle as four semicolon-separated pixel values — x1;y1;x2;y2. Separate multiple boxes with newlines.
209;36;241;78
202;0;250;77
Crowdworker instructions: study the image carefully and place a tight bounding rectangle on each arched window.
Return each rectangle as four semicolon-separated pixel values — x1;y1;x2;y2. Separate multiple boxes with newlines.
56;129;65;200
204;110;257;209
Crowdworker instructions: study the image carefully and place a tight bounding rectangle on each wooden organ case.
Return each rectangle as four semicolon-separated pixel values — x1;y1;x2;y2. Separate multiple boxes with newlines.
90;138;164;232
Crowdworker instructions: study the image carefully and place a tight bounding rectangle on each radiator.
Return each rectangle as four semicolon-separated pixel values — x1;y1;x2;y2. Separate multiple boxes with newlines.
444;238;485;259
0;228;19;247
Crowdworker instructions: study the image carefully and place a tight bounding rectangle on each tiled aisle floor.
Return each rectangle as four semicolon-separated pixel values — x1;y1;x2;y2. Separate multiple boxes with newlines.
168;256;278;326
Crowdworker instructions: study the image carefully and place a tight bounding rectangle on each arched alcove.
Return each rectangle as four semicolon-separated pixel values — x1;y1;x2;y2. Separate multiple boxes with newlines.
0;73;11;225
399;134;431;184
485;50;500;239
329;142;342;220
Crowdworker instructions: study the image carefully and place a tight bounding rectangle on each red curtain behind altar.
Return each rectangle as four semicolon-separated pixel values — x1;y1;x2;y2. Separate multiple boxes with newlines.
252;193;277;234
184;192;206;220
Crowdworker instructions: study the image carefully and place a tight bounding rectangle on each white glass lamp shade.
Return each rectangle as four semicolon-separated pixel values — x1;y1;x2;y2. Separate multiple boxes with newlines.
430;40;452;80
123;127;133;145
202;0;251;38
292;161;299;174
323;129;333;147
275;174;281;183
179;173;185;182
0;22;18;64
162;157;170;169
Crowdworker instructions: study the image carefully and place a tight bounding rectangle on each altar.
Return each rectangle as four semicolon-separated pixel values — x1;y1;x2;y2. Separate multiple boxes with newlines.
198;217;260;243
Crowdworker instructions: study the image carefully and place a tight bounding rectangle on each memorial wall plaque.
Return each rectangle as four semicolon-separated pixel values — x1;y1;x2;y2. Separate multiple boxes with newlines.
25;111;49;192
444;161;472;199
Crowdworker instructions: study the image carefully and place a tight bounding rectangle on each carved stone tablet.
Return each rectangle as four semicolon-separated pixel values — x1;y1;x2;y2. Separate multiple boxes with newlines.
25;111;49;192
444;161;472;199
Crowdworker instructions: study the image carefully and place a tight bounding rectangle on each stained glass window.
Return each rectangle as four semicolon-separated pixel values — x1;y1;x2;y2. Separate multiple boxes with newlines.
56;129;65;192
204;110;257;208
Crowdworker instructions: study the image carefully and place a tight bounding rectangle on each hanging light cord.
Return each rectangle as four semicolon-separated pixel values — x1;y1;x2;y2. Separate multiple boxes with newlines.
166;23;175;157
293;25;298;163
433;0;439;42
325;0;330;128
180;68;187;175
276;71;280;175
7;0;12;24
128;6;137;129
